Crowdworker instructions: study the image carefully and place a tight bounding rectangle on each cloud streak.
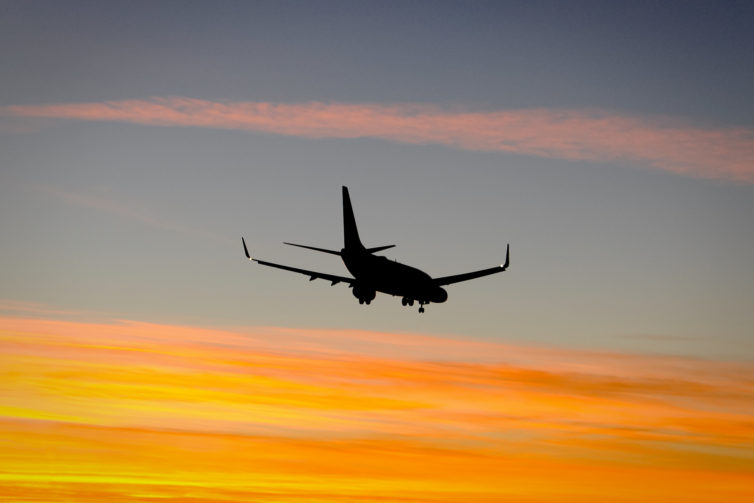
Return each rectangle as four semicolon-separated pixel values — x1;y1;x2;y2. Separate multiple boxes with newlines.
31;184;231;244
1;315;753;501
4;97;754;182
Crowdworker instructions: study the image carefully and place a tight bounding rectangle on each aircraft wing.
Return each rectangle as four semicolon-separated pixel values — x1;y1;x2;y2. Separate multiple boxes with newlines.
243;238;355;286
433;244;509;286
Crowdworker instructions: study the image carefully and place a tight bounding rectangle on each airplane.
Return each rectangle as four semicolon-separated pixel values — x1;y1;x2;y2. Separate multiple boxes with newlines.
242;186;509;313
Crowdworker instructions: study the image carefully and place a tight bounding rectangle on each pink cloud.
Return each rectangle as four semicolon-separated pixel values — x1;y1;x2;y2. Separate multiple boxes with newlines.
4;97;754;182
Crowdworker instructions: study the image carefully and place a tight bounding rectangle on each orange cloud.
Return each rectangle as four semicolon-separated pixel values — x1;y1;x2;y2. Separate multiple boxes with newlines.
4;97;754;182
1;315;752;502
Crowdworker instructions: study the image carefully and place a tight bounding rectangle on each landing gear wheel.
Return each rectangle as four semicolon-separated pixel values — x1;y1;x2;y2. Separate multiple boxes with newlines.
419;307;425;313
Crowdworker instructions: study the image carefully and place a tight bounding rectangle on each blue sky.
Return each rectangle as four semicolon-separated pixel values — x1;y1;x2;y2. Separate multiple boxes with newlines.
1;0;753;359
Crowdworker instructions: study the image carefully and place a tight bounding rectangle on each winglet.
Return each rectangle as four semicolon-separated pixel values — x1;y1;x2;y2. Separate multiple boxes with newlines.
241;237;252;260
501;244;510;271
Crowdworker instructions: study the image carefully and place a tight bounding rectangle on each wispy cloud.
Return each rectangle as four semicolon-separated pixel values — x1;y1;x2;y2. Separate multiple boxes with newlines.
0;299;85;318
32;184;231;243
1;315;752;501
5;97;754;182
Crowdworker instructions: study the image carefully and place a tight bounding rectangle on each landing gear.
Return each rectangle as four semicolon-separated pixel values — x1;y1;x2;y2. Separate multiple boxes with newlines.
400;296;425;313
352;286;375;306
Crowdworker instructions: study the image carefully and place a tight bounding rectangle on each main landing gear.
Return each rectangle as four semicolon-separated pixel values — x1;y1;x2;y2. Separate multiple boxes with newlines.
402;297;425;313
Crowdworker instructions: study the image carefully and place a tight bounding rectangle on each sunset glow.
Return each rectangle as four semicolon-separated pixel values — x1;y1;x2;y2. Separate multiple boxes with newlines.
1;316;752;502
3;3;754;501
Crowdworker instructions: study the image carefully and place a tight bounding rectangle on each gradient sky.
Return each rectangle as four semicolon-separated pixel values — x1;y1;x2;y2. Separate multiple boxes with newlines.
1;1;753;501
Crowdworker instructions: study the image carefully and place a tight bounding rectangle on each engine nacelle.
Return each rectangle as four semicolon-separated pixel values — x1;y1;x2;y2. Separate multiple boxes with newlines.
352;285;376;304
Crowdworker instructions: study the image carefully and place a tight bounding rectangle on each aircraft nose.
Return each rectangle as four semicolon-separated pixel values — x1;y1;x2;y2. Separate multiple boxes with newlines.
432;287;448;303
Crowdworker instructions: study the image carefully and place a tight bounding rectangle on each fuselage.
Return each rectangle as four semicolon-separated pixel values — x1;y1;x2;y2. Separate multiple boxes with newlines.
341;247;448;304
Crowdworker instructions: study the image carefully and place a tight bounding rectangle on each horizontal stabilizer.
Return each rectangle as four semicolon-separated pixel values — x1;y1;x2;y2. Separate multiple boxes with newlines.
366;244;395;254
284;242;341;256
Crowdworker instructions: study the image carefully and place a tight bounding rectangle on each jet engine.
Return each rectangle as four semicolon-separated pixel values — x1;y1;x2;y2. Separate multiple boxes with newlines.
352;285;376;305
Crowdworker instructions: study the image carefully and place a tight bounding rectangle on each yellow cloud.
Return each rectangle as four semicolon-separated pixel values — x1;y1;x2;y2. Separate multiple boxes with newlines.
1;315;752;501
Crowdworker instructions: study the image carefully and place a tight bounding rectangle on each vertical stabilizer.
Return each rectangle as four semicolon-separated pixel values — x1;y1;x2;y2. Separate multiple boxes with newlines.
342;186;364;250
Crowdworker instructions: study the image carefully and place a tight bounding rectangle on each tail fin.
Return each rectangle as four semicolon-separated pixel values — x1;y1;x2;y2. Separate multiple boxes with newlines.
342;186;364;250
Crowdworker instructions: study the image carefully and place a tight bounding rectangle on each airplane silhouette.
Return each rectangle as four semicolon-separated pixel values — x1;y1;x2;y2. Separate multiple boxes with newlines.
242;186;509;313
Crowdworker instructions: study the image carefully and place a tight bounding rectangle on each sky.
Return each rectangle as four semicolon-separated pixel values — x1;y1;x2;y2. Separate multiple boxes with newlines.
1;1;753;501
